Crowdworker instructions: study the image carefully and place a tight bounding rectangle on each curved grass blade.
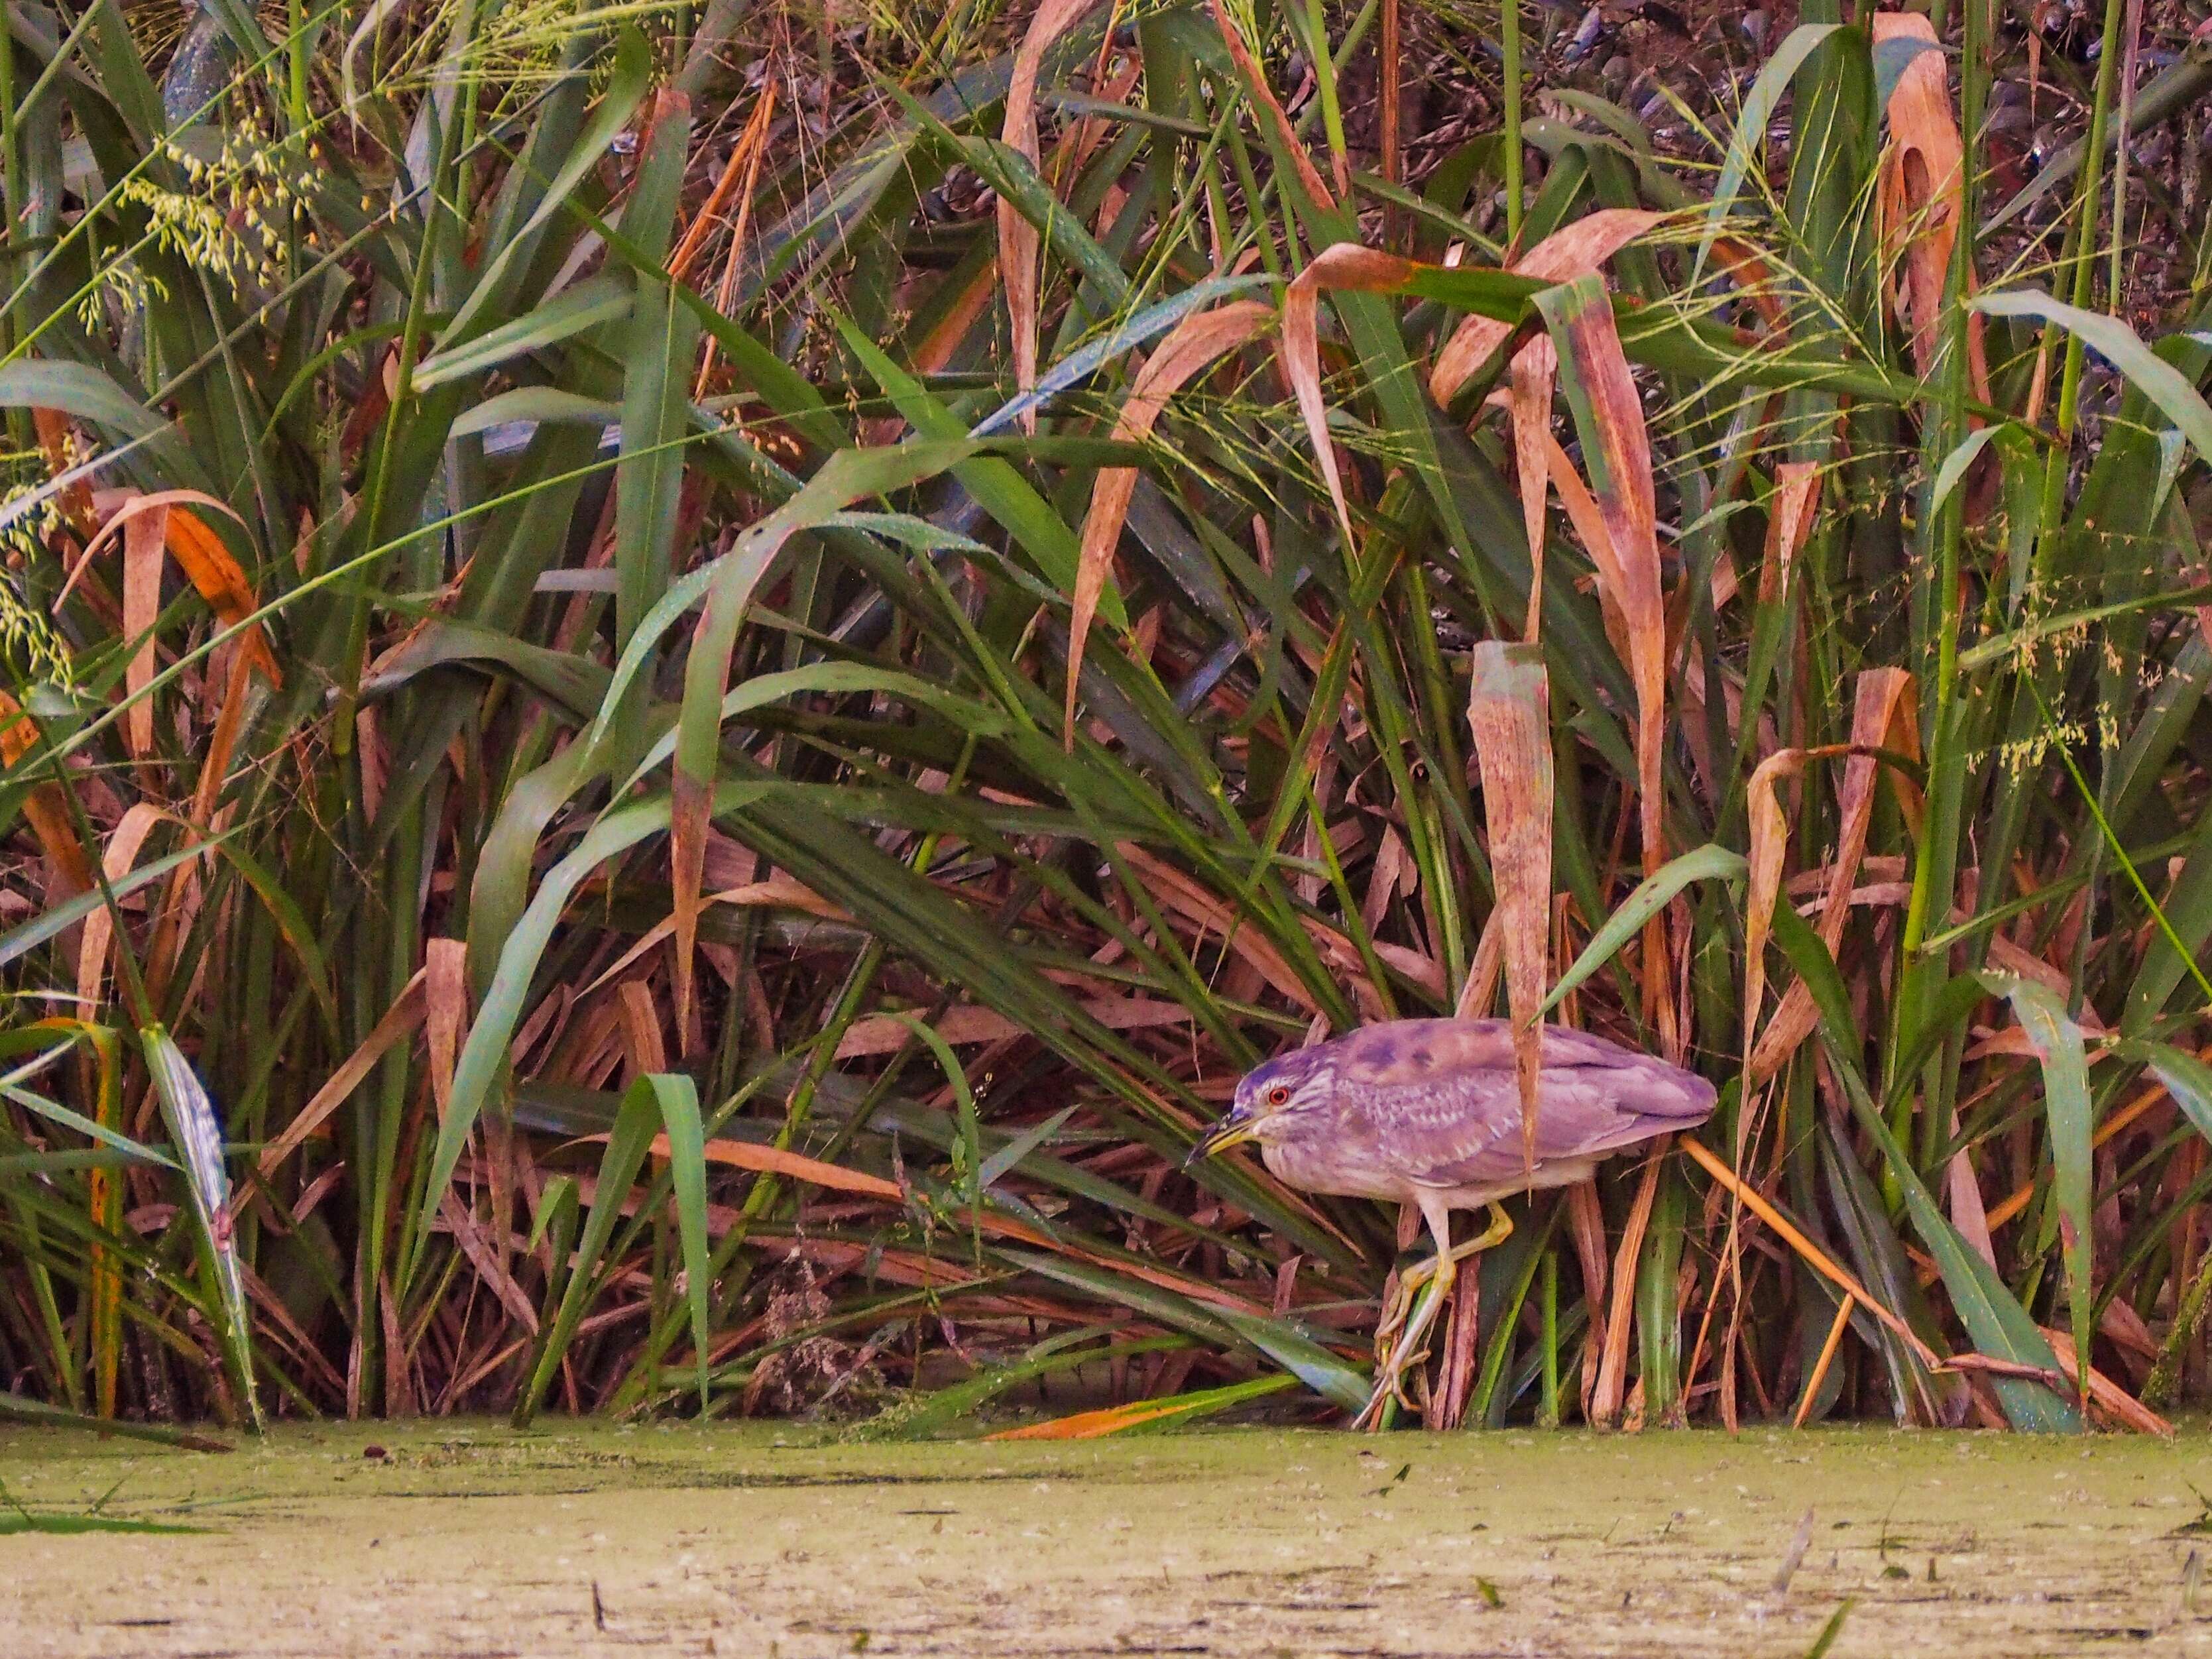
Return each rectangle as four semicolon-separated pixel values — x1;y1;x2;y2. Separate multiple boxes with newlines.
141;1027;261;1430
1540;844;1747;1015
1979;976;2093;1414
413;783;770;1288
1973;290;2212;463
516;1072;711;1422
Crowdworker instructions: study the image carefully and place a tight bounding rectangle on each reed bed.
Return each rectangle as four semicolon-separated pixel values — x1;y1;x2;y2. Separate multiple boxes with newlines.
2;0;2211;1437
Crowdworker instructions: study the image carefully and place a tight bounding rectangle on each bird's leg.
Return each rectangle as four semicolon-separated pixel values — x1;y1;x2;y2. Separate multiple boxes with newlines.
1464;1200;1514;1256
1373;1202;1515;1344
1358;1192;1485;1430
1358;1203;1517;1430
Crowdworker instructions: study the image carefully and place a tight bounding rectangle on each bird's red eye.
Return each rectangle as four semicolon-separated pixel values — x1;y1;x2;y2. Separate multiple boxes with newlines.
1267;1085;1291;1106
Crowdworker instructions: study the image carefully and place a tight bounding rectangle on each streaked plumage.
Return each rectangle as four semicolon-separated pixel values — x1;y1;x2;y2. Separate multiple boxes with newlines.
1235;1018;1715;1206
1190;1017;1716;1428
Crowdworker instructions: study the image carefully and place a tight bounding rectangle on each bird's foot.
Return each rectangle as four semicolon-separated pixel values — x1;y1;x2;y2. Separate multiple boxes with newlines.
1352;1338;1432;1430
1374;1249;1450;1349
1374;1278;1417;1348
1356;1275;1451;1430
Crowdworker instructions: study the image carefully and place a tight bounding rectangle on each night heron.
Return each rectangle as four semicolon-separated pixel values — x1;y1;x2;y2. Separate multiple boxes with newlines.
1189;1017;1716;1426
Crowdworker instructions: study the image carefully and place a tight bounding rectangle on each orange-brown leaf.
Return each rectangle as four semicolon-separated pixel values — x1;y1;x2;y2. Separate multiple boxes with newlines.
1750;673;1920;1082
1759;462;1822;606
668;765;711;1058
1505;335;1556;640
1741;748;1807;1088
693;85;780;398
1539;292;1664;864
66;490;280;688
1466;642;1552;1165
1069;300;1275;746
2037;1326;2174;1436
1283;245;1421;542
74;802;167;1022
30;408;95;534
1428;209;1662;407
251;971;430;1192
670;84;778;284
1207;0;1338;214
1590;1142;1664;1425
999;0;1103;426
1873;12;1989;399
123;505;166;757
426;937;469;1119
984;1397;1198;1440
0;692;95;897
653;1132;902;1200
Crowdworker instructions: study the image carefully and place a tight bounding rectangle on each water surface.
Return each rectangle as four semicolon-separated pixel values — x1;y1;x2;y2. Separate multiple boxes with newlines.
3;1418;2207;1655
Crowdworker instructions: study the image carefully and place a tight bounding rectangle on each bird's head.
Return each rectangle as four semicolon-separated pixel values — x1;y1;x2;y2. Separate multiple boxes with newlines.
1185;1048;1335;1165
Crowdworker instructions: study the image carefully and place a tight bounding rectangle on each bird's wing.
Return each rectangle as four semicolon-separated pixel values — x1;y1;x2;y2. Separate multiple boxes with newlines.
1358;1040;1716;1190
1332;1018;1664;1082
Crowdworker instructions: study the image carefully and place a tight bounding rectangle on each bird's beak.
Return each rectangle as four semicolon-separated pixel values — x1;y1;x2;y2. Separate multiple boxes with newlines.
1186;1106;1257;1167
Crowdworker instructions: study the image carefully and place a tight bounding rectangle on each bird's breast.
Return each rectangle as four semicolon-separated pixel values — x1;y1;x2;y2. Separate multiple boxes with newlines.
1259;1134;1409;1204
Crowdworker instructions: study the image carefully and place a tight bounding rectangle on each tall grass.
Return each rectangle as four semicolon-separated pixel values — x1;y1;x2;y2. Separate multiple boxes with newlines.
1;0;2210;1434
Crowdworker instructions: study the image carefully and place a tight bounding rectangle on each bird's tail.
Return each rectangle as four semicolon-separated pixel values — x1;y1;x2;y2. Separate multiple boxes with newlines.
1641;1062;1719;1125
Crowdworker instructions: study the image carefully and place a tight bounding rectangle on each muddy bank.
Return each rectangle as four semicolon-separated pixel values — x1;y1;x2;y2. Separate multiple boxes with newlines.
2;1418;2207;1656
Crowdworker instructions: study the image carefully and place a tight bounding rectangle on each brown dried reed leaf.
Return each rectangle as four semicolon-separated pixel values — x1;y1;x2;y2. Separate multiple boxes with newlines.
1000;0;1103;428
2036;1326;2174;1436
1566;1179;1609;1416
123;505;165;758
31;408;95;534
162;506;280;684
1506;336;1556;640
984;1399;1182;1440
645;1131;904;1199
251;971;429;1192
1539;432;1635;665
1534;273;1672;1047
670;83;778;284
1457;902;1503;1018
0;691;95;897
1121;842;1417;1015
1741;748;1808;1088
1070;301;1274;746
1750;672;1922;1082
695;85;780;398
1207;0;1338;213
836;996;1194;1058
586;876;848;1003
1428;209;1662;408
1466;642;1552;1166
1118;842;1316;1011
1590;1141;1665;1426
1678;1137;1942;1369
617;978;669;1076
1283;245;1420;543
1760;461;1822;606
66;490;280;688
1707;234;1794;342
1872;12;1989;400
426;937;469;1119
1536;278;1664;872
438;1186;540;1330
73;801;166;1022
186;648;259;834
0;691;48;772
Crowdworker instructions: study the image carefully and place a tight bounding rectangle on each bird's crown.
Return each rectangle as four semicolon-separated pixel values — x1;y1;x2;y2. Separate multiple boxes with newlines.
1236;1045;1334;1115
